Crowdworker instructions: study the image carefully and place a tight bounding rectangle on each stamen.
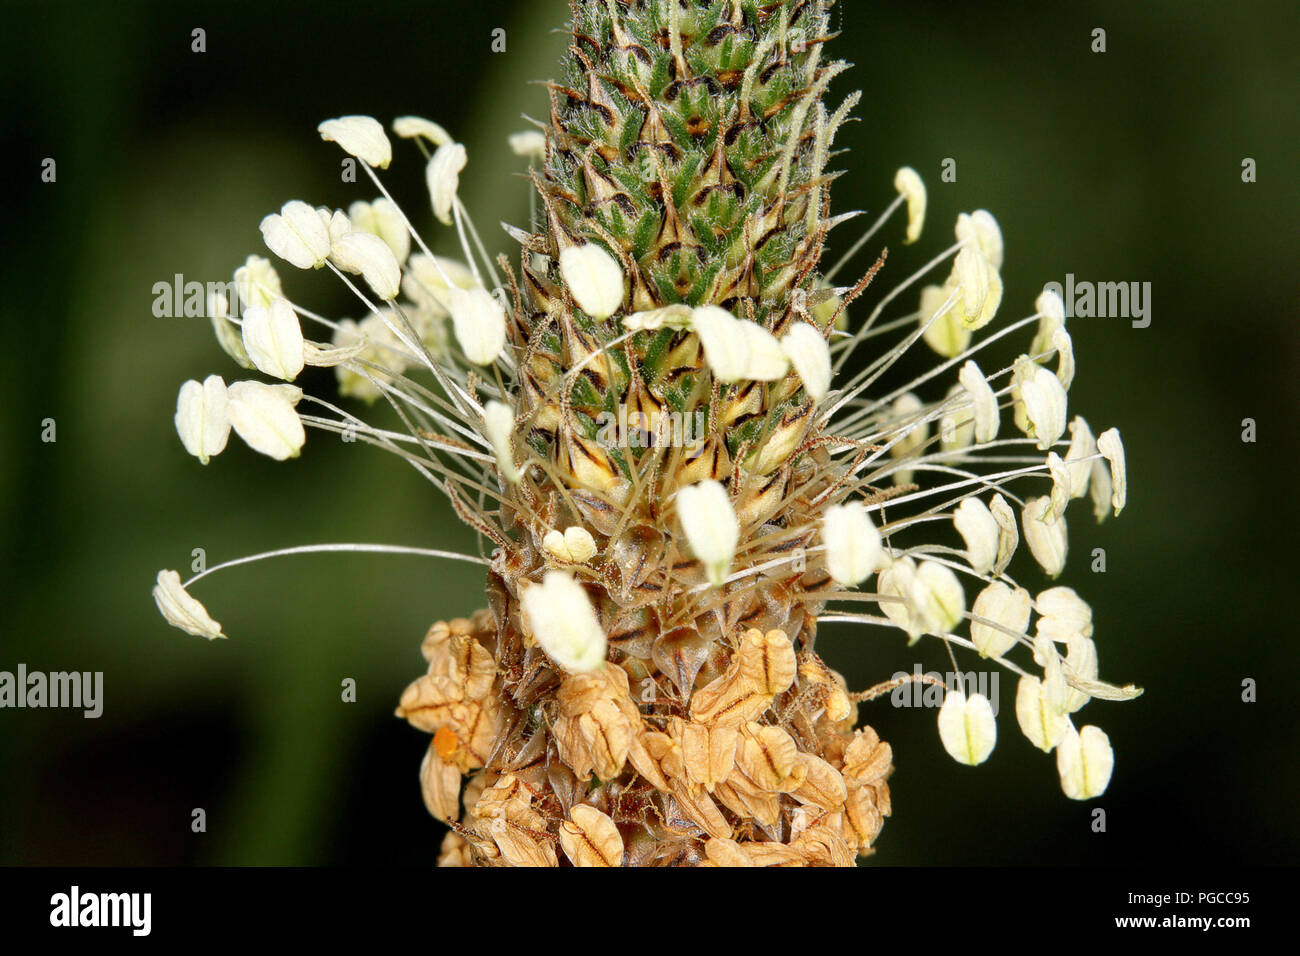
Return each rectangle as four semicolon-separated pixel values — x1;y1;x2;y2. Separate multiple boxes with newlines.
832;241;962;375
823;193;905;283
184;542;489;589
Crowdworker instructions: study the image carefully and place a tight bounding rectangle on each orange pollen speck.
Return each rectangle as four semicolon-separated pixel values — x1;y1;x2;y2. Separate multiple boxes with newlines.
433;726;459;760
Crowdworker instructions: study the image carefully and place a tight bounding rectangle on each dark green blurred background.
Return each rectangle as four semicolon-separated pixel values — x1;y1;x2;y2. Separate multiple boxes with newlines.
2;0;1296;866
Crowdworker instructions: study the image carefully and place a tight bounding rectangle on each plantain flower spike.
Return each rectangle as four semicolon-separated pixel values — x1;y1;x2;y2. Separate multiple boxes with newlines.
153;0;1138;867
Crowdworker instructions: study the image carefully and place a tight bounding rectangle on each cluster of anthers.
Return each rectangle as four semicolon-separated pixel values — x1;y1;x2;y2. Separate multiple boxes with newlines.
153;111;1137;867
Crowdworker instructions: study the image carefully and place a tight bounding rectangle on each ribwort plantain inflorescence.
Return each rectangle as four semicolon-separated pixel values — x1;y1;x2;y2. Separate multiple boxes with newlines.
155;0;1137;867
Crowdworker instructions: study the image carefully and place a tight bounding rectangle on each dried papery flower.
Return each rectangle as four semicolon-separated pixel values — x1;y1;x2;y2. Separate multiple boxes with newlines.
559;805;624;866
154;0;1140;865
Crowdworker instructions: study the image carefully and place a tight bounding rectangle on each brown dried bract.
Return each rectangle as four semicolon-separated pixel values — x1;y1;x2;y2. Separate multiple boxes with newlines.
700;837;757;867
799;654;856;728
552;663;641;780
419;743;464;824
689;629;796;726
676;719;739;792
791;752;848;810
471;773;557;867
404;609;893;866
627;728;673;792
437;831;474;867
559;804;625;866
735;722;804;793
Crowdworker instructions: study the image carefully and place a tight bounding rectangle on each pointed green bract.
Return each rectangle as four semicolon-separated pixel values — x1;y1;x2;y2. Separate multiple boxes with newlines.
516;0;850;484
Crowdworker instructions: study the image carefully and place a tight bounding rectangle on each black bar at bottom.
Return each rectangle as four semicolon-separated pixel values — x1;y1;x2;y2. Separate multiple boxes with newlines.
0;866;1280;942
